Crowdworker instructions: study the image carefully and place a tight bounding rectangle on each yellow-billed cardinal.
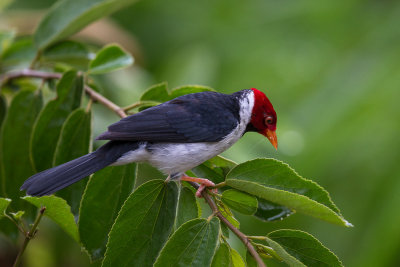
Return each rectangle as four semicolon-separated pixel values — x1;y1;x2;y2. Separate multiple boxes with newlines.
21;88;277;197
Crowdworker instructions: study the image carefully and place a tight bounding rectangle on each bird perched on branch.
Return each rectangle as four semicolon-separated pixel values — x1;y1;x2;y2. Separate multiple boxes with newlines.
21;88;277;197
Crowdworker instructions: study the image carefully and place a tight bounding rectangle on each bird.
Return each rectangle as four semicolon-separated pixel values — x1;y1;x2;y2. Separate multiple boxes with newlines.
21;88;277;197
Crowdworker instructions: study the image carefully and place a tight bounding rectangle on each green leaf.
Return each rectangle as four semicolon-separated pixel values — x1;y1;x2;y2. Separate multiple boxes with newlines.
103;179;178;267
154;217;220;267
246;250;258;267
23;195;79;242
266;229;343;267
217;200;240;229
221;189;258;215
54;108;91;214
88;44;133;74
168;85;215;99
79;164;136;261
0;95;6;128
0;198;11;218
254;198;294;222
10;210;24;221
220;222;230;238
226;159;352;227
140;82;169;102
42;40;93;69
134;163;164;189
30;70;83;172
211;242;230;267
0;219;18;240
0;30;15;55
0;90;43;219
230;247;245;267
34;0;138;49
0;37;36;68
175;186;199;229
140;82;215;103
192;155;237;184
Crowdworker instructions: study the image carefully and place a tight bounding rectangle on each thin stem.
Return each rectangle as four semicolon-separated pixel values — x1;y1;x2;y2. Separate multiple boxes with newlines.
123;100;161;112
212;181;227;189
0;69;127;118
4;214;26;235
86;98;93;113
13;207;46;267
189;182;266;267
84;85;126;118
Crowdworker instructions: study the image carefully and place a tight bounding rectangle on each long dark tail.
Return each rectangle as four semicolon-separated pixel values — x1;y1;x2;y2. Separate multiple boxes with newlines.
21;141;139;196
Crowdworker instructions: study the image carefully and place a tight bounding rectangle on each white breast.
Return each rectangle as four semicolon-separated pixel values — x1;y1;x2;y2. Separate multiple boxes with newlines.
113;91;254;175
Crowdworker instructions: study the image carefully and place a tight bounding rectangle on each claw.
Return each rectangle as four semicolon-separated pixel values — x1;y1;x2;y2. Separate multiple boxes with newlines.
180;175;216;198
196;184;206;198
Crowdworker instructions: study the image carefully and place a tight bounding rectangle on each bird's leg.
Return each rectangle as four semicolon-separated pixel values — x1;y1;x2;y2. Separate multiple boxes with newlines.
180;175;217;198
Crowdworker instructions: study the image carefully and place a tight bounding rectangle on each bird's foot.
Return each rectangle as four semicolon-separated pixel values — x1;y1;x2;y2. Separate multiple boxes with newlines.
180;176;217;198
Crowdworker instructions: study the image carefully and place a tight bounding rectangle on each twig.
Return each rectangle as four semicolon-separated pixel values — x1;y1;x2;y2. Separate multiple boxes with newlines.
13;207;46;267
84;85;127;118
0;69;127;118
4;214;26;235
2;68;264;265
123;100;161;112
189;182;266;267
212;181;227;189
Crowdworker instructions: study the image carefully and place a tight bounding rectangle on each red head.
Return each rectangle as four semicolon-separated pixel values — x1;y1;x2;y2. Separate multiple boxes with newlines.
250;88;278;149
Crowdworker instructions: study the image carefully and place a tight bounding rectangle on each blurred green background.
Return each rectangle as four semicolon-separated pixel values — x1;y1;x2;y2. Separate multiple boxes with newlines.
2;0;400;266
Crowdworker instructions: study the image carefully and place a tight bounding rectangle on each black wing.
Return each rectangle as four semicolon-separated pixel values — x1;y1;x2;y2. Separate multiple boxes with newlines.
96;91;241;143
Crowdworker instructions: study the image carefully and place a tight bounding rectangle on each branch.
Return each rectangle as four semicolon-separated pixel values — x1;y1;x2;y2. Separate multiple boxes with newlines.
189;182;266;267
13;207;46;267
2;69;264;265
0;69;127;118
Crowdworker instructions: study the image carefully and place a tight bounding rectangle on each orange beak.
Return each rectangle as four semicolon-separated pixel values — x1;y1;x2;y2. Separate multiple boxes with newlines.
265;129;278;150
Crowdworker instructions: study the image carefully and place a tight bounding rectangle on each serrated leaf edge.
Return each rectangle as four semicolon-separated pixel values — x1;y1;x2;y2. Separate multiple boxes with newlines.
21;195;79;242
227;178;350;227
267;229;344;267
227;158;341;214
154;217;220;266
102;179;166;265
226;157;352;227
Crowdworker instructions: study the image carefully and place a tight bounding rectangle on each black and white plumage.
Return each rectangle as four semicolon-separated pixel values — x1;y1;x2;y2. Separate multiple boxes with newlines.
21;89;277;196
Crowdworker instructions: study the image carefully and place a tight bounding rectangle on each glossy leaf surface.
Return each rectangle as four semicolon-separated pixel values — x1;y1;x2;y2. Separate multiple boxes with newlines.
266;229;343;267
221;189;258;215
211;243;230;267
79;164;136;261
103;179;178;267
0;90;42;218
175;186;198;229
42;40;93;68
30;70;83;172
34;0;138;49
54;108;91;214
154;217;219;267
23;195;79;242
254;198;294;222
226;159;351;227
89;44;133;74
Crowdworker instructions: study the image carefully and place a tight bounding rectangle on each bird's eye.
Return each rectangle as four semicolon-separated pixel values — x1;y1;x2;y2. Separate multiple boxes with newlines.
264;116;274;125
